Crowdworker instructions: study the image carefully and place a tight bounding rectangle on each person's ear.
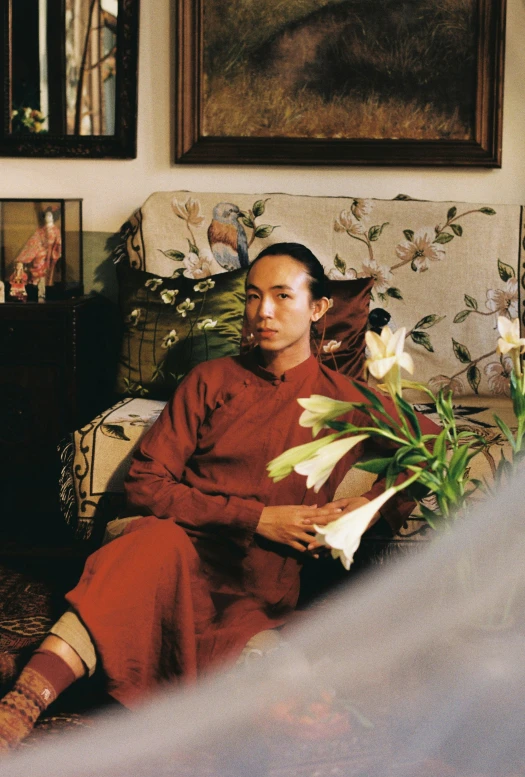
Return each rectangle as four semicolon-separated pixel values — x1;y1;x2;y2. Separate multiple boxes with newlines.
311;297;330;322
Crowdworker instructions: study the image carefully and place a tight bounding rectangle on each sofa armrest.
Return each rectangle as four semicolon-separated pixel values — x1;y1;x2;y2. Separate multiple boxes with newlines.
58;398;166;543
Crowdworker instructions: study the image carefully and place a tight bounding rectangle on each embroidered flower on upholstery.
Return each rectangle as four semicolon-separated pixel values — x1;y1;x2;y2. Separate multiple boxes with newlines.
486;279;519;320
484;357;512;396
395;228;446;272
161;329;179;349
197;318;217;330
126;308;143;326
358;259;393;294
351;198;374;220
334;210;366;236
322;340;342;354
171;196;205;226
183;252;213;279
428;374;465;396
160;289;179;305
327;266;357;281
194;279;216;293
176;298;195;317
145;277;163;291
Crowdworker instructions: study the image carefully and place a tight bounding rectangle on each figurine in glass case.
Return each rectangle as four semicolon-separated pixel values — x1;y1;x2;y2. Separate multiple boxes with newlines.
8;261;28;300
15;207;62;288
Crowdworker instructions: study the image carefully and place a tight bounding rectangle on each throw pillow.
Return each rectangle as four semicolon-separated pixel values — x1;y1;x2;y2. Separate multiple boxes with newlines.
315;276;374;378
115;262;248;399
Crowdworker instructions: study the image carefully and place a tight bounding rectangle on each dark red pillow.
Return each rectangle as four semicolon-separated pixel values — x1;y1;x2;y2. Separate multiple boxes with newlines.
241;276;374;380
314;277;374;379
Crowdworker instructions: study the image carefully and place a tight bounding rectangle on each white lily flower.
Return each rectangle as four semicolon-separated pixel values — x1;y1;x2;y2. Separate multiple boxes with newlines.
497;316;525;378
497;316;525;355
267;433;340;483
298;395;357;437
365;326;414;397
314;487;397;570
294;435;369;493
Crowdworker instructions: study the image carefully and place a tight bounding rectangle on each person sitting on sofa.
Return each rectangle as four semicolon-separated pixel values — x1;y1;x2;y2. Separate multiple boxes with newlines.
0;242;437;751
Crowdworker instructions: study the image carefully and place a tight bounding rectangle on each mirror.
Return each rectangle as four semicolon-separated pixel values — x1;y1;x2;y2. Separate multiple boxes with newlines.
0;0;138;158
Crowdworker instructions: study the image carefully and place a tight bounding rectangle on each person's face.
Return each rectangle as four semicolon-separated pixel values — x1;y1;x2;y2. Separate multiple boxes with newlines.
44;211;54;226
245;254;328;361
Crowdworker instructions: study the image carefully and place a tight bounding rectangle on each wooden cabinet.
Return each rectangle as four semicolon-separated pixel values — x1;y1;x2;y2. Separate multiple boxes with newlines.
0;296;118;545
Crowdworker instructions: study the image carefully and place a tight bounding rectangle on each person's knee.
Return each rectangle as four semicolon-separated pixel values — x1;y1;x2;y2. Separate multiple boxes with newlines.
139;519;193;560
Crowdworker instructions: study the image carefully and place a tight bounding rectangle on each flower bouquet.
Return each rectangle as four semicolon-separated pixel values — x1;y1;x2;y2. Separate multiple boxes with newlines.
268;316;525;572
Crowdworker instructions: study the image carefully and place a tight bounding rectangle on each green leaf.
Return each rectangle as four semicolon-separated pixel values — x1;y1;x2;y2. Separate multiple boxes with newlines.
452;338;472;363
158;249;185;261
497;258;515;282
368;222;389;241
493;414;516;448
451;224;463;236
411;330;434;352
403;229;414;241
447;206;457;220
187;240;199;255
464;294;478;310
353;457;392;474
448;444;471;481
453;310;471;324
434;232;454;244
254;224;277;239
480;207;496;215
351;381;387;414
414;314;445;330
432;429;448;463
418;504;439;529
334;254;346;275
467;365;481;394
100;424;130;442
396;394;422;439
386;287;403;300
252;198;269;218
242;216;254;229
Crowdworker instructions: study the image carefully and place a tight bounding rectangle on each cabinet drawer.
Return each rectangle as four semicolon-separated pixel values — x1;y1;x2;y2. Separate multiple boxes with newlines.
0;318;64;362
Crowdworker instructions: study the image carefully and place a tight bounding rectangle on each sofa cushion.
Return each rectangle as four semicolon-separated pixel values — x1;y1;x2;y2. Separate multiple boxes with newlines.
115;262;248;399
117;192;523;396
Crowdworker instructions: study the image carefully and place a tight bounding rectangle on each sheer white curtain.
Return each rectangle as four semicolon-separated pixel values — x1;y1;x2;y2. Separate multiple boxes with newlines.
1;479;523;777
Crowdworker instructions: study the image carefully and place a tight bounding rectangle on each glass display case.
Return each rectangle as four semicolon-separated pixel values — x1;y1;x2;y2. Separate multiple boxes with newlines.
0;198;83;302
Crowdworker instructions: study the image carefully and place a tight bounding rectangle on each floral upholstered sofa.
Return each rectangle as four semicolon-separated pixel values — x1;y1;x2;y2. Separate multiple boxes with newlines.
59;190;525;562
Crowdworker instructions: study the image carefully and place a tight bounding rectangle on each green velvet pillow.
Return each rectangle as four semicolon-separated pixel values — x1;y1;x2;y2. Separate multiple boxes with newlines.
115;262;248;399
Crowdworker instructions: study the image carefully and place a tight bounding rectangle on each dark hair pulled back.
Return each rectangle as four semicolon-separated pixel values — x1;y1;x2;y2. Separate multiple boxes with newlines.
249;242;330;301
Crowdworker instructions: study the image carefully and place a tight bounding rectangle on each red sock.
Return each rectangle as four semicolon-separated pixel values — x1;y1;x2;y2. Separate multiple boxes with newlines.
27;649;77;697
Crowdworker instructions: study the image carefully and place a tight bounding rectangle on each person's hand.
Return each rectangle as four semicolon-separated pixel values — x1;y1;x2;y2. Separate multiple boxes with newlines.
304;496;375;554
256;504;344;554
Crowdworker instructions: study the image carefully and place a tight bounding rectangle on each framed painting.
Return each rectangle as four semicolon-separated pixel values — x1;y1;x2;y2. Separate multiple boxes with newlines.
176;0;506;167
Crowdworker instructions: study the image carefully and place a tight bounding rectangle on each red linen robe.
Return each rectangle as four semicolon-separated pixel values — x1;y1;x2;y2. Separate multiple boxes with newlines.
66;353;435;707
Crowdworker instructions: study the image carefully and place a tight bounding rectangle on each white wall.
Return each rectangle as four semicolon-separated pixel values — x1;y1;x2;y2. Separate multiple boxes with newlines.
1;0;524;234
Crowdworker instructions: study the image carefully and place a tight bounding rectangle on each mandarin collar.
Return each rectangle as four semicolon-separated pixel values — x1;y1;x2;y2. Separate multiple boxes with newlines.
242;350;319;385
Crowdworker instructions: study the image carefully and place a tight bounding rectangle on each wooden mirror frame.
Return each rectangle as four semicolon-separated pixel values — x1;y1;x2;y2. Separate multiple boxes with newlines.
0;0;139;158
176;0;506;168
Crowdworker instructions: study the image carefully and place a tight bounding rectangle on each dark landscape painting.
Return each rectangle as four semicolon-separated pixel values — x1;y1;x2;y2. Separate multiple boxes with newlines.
202;0;477;141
